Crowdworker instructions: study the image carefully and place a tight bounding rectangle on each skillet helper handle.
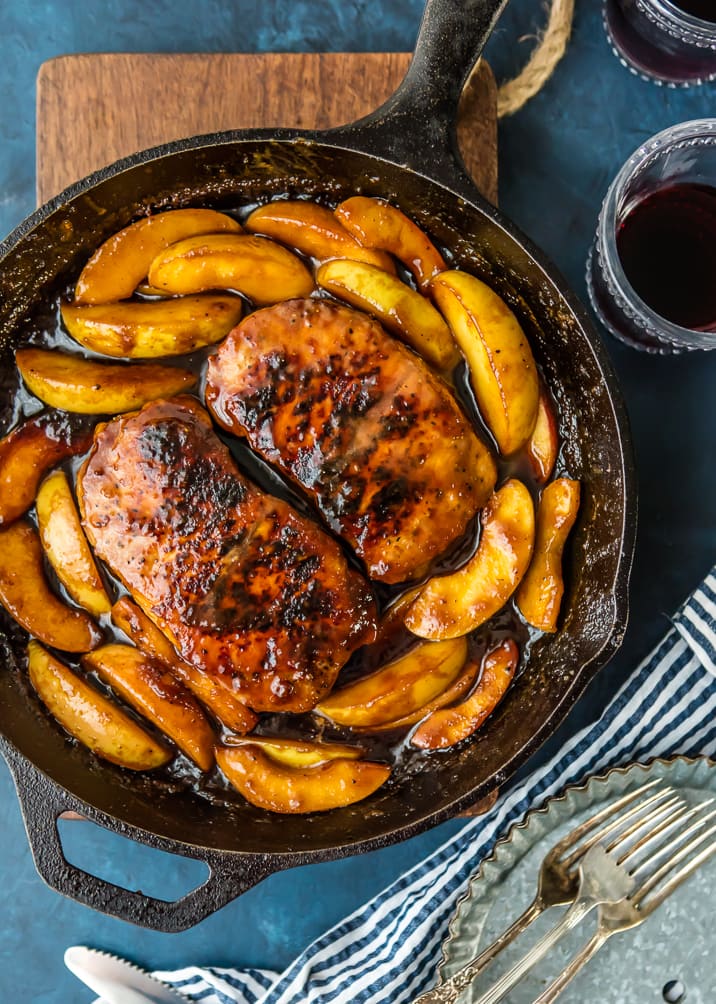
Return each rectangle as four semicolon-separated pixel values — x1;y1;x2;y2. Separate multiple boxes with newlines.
6;751;274;932
329;0;509;188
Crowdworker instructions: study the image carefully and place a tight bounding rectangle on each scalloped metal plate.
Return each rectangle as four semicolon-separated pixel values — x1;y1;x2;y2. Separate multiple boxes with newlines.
439;756;716;1003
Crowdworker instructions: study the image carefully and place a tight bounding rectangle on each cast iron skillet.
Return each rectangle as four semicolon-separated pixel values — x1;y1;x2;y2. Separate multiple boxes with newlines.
0;0;636;931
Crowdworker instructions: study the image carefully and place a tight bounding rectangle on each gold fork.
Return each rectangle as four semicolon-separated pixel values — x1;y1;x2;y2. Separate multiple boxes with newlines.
413;779;673;1004
534;796;716;1002
469;792;716;1004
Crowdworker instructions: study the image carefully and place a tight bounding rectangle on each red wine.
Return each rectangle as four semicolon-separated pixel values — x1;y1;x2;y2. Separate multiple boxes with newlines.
672;0;716;21
616;183;716;331
605;1;716;82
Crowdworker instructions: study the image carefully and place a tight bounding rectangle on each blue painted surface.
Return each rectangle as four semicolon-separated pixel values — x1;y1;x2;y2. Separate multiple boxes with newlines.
0;1;714;1001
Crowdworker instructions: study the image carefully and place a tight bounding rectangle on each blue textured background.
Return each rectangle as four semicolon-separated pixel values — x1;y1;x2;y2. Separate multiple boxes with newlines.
0;2;714;1001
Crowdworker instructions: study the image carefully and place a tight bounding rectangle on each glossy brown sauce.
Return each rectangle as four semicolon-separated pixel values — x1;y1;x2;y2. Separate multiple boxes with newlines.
0;199;554;806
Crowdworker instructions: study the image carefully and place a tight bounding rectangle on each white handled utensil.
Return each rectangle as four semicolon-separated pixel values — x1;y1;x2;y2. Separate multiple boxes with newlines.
64;946;189;1004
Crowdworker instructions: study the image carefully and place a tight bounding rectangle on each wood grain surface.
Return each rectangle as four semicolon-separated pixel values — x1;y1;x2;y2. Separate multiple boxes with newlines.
36;52;497;204
36;50;498;818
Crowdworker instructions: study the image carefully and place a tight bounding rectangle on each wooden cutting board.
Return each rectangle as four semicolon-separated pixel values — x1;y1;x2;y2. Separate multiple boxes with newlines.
36;52;497;204
36;51;498;819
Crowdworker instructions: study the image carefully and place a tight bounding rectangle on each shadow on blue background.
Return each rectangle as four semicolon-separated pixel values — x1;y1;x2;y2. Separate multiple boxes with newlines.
0;2;714;1001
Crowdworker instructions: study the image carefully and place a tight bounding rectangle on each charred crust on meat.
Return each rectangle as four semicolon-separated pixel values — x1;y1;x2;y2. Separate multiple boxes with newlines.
76;398;377;713
205;297;497;583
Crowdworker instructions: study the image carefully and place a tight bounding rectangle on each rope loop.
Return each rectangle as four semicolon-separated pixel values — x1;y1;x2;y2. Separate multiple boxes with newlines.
488;0;576;118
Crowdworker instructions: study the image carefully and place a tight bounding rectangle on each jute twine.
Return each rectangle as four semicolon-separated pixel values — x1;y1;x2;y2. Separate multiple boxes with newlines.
489;0;576;118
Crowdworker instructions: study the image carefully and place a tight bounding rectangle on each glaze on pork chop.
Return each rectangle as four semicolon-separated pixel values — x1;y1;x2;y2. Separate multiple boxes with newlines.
77;398;376;712
206;298;496;584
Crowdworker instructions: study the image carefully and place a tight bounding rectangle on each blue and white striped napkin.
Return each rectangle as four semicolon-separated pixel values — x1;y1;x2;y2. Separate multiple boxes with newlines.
154;565;716;1004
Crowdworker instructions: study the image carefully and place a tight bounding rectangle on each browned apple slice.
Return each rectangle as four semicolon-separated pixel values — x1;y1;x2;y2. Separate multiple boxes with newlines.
431;271;539;456
61;295;243;359
315;636;467;727
379;587;423;630
335;197;446;292
411;639;518;749
526;386;559;484
83;644;215;771
224;735;363;768
74;208;242;304
27;641;171;769
404;479;535;640
0;413;93;526
368;587;424;657
36;470;111;618
216;744;390;814
0;521;102;651
134;282;175;297
110;597;258;734
516;478;581;632
147;234;314;304
244;201;396;272
16;348;196;414
316;260;459;370
356;654;483;732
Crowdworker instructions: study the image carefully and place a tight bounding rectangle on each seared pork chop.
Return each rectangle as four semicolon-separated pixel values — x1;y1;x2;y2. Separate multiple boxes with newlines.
77;398;376;713
206;298;496;583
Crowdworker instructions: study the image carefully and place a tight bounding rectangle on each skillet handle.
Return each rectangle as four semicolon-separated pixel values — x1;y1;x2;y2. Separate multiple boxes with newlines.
326;0;509;192
4;749;277;932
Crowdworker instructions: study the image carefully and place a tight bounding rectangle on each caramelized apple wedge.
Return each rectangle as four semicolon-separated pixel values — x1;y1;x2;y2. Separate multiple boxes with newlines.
0;413;93;526
368;586;424;658
431;271;539;455
74;208;242;304
16;348;195;414
28;641;170;770
83;644;215;771
357;654;483;732
61;295;243;358
404;479;535;640
134;283;175;297
516;478;581;632
526;386;559;484
223;735;363;768
110;597;258;734
245;202;396;272
379;587;423;631
216;744;390;814
335;197;446;292
36;470;111;618
315;637;467;727
316;260;458;370
411;639;518;749
147;234;314;304
0;521;102;651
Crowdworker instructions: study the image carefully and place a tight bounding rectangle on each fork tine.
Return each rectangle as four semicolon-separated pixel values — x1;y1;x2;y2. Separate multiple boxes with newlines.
631;813;716;905
637;832;716;914
621;802;716;872
561;786;676;870
612;801;709;865
601;794;684;855
549;780;663;863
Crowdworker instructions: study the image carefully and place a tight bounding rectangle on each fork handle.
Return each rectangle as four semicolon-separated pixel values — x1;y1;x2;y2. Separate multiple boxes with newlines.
532;932;608;1003
471;897;594;1004
411;899;543;1004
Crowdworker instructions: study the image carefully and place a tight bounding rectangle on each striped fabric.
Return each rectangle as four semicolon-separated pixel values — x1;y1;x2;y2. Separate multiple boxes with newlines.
152;565;716;1004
